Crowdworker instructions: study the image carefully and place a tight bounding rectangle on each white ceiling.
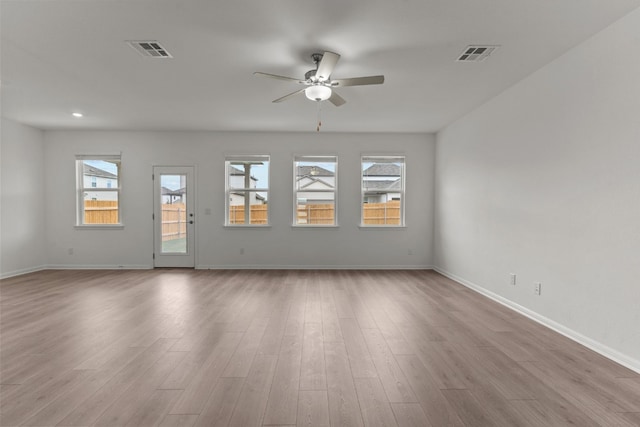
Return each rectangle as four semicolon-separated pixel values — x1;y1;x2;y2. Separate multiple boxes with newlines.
2;0;639;133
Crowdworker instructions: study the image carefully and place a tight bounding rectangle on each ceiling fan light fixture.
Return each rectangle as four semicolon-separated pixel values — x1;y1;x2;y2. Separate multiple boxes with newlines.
305;85;332;101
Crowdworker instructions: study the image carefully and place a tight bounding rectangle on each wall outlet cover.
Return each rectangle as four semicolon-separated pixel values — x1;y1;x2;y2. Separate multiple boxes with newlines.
534;282;542;295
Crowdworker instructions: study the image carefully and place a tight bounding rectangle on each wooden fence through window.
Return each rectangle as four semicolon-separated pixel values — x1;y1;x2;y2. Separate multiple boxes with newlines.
362;200;401;225
84;200;118;224
84;200;400;229
84;201;187;240
230;201;400;225
296;204;335;225
161;203;187;241
229;205;268;225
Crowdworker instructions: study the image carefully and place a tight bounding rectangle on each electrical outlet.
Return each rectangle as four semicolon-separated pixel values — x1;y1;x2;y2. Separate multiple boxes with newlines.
239;248;245;255
534;282;541;295
510;273;516;286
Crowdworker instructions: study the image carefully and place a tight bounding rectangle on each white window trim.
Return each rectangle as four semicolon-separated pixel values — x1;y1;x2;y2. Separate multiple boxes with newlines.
293;155;338;227
74;224;125;230
76;154;123;227
224;155;270;227
360;155;406;228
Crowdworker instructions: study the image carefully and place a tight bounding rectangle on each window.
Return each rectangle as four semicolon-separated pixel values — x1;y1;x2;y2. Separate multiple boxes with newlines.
76;155;121;225
294;156;337;226
361;156;405;226
225;155;269;225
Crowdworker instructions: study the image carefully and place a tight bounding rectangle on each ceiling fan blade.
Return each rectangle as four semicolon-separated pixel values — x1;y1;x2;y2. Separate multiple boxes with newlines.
331;75;385;87
315;51;340;81
272;88;307;103
328;91;346;107
254;72;304;83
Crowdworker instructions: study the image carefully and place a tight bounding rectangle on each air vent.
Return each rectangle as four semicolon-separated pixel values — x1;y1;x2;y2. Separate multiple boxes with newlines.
457;45;499;62
127;41;172;58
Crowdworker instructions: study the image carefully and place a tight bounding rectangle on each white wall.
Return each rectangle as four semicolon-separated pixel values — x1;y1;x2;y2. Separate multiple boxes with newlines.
44;131;435;269
0;118;47;277
435;9;640;369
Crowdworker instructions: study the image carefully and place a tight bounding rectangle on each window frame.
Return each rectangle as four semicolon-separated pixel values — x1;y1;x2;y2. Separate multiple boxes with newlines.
75;154;123;228
360;155;406;227
224;155;270;227
293;155;338;227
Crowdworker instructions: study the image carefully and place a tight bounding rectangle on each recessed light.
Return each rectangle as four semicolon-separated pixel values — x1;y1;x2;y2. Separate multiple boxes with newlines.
72;112;83;118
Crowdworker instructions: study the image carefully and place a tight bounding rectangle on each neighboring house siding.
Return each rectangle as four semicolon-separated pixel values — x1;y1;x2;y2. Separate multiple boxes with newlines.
228;165;266;205
362;163;401;202
82;164;118;201
296;171;335;204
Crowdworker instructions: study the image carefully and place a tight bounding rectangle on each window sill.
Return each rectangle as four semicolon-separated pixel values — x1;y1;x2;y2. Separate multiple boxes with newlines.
291;225;339;229
358;225;406;230
223;225;272;229
75;224;125;230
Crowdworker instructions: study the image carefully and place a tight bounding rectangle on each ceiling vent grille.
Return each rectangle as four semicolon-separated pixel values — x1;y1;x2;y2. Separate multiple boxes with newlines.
127;41;172;58
457;45;499;62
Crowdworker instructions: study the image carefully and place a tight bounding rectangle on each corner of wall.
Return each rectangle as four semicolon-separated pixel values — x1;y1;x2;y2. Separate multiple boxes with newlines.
0;118;47;277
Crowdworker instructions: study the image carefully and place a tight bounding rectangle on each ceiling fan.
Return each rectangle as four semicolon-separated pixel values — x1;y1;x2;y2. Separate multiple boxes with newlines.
254;51;384;106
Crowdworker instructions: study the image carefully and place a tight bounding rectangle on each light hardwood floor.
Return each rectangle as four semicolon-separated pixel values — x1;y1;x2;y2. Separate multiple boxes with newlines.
1;269;639;426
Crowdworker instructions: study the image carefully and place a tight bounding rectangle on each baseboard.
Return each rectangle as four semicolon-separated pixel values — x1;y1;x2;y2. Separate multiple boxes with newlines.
3;264;430;278
433;266;640;375
0;265;48;279
196;264;434;270
46;264;153;270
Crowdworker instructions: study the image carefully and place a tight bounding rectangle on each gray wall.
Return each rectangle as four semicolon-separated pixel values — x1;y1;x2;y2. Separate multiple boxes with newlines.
1;118;47;277
434;9;640;369
42;131;435;269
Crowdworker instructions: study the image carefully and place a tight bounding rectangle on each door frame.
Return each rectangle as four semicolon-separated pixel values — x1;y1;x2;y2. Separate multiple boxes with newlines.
153;165;196;268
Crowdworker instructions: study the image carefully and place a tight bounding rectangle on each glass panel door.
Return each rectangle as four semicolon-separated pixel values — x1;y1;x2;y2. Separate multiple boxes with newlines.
160;174;188;253
153;166;195;267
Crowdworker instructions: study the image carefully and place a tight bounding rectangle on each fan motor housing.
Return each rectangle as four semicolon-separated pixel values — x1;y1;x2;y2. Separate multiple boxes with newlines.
305;53;325;81
305;69;317;81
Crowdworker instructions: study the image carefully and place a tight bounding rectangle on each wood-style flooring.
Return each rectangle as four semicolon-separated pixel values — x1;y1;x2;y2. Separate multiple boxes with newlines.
1;269;639;426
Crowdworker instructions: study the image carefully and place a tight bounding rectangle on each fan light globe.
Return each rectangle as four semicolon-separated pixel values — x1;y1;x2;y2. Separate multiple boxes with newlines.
305;85;332;101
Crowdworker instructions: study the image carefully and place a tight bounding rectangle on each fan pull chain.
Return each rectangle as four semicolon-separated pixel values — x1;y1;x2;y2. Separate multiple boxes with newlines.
316;101;322;132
